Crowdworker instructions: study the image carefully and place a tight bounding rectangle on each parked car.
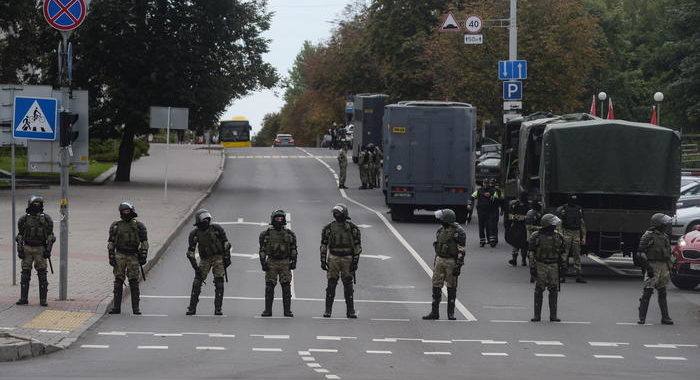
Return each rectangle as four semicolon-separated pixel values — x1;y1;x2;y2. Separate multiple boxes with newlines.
273;134;295;147
671;227;700;289
672;206;700;238
680;176;700;195
475;157;501;185
676;195;700;209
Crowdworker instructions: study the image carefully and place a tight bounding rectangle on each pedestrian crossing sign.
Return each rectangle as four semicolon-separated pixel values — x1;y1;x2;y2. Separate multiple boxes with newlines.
13;96;58;140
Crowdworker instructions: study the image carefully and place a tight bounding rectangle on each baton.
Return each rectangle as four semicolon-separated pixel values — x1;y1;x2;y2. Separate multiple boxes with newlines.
353;271;356;285
140;265;146;281
48;257;54;274
224;267;229;283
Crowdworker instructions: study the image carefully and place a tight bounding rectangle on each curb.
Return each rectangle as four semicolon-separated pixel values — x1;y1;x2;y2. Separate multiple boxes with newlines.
0;149;226;361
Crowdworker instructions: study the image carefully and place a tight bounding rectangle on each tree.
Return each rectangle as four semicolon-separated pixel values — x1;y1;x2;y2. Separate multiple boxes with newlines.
253;112;281;147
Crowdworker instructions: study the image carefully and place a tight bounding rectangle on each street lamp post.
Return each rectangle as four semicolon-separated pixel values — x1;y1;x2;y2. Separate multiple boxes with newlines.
598;91;607;119
654;92;664;125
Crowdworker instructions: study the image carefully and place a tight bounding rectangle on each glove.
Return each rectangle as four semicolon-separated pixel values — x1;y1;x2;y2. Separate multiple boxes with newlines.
260;258;269;272
321;261;328;271
529;265;537;277
289;259;297;270
452;265;462;276
646;265;655;278
43;249;51;259
138;254;147;265
350;259;359;272
223;256;231;268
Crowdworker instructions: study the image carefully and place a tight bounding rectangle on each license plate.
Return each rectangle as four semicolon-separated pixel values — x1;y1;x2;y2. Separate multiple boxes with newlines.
691;263;700;270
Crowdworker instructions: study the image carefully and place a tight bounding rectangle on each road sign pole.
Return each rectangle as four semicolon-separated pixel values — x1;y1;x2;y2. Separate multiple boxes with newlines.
164;107;171;201
59;32;70;301
509;0;517;60
11;140;16;286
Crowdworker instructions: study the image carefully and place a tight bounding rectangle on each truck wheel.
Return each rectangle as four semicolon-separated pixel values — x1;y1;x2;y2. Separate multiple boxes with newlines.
671;276;700;290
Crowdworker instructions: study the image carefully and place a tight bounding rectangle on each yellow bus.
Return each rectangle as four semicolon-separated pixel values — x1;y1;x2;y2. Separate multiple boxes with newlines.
219;116;252;148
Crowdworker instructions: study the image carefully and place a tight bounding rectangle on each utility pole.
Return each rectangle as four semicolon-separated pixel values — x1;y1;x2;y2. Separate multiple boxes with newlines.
509;0;517;61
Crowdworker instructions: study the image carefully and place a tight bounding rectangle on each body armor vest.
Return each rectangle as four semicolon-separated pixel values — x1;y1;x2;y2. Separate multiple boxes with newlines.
23;214;50;245
643;230;671;261
559;205;583;229
196;226;224;257
266;228;291;259
115;220;140;252
532;231;563;262
510;201;529;222
329;221;353;255
435;226;459;258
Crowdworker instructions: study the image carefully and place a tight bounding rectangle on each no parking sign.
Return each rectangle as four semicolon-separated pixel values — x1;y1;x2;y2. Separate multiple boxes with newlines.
43;0;87;31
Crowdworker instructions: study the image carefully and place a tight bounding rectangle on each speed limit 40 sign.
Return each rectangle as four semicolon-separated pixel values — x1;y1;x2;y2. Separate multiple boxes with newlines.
465;15;482;33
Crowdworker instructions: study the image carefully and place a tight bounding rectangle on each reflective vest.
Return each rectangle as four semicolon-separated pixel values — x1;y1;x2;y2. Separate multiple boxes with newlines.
435;226;459;258
22;214;50;245
114;220;140;252
265;228;292;259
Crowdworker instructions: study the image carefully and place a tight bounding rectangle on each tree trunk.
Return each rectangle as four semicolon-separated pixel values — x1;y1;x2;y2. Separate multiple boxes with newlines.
115;126;136;182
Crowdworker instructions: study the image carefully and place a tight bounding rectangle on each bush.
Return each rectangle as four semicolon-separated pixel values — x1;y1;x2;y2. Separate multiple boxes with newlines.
90;138;150;162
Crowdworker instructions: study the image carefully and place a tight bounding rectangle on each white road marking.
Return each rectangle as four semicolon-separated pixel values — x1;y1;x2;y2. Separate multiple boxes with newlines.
237;218;243;223
307;363;322;368
422;340;452;344
302;356;316;361
655;356;687;361
298;351;311;356
370;318;410;322
482;352;509;356
366;350;392;354
39;329;70;334
594;355;624;359
312;317;349;320
589;342;629;347
424;351;452;356
490;320;529;323
372;338;398;343
81;345;109;349
98;332;127;336
251;334;290;340
230;253;258;259
252;348;283;352
325;375;341;380
645;344;684;349
0;327;16;330
154;333;183;337
142;295;432;304
588;255;628;275
616;322;652;326
534;353;566;358
314;369;330;373
196;346;226;351
317;336;357;341
362;254;392;260
193;315;227;318
356;224;372;228
520;340;564;346
208;333;236;338
309;348;338;353
137;346;168;350
299;147;476;321
254;315;288;319
453;339;508;345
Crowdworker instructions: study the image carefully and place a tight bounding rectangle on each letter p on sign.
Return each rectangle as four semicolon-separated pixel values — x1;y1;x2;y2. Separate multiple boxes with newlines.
503;81;523;100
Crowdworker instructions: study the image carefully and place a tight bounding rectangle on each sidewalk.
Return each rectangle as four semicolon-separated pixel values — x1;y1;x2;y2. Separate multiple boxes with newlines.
0;144;224;360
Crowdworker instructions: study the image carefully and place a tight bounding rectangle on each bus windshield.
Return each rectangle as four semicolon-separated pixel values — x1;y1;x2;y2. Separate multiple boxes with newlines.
219;121;251;142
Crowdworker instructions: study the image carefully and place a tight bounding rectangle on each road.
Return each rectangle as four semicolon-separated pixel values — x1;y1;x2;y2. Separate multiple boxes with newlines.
2;147;698;380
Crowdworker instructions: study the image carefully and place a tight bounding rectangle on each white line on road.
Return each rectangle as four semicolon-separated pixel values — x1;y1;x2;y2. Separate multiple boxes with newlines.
307;363;322;368
142;295;433;304
196;346;226;351
424;351;452;356
554;321;592;324
133;314;168;317
299;148;477;321
208;333;236;338
317;336;357;341
589;342;629;347
154;333;183;337
520;340;564;346
298;351;311;356
81;345;109;349
482;305;526;310
251;334;290;340
453;339;508;345
38;329;70;334
422;340;453;344
645;344;682;349
252;348;283;352
594;355;624;359
309;348;339;353
366;350;393;354
98;332;127;336
655;356;687;361
616;322;652;326
325;375;341;380
314;369;330;373
218;221;268;226
302;356;316;361
312;317;349;320
137;346;168;350
482;352;509;356
372;338;398;343
534;353;566;358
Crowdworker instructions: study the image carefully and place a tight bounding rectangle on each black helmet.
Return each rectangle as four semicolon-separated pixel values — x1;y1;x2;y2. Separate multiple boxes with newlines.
26;195;45;214
434;209;456;224
271;209;287;227
540;213;561;227
332;203;350;220
194;209;212;225
118;201;135;214
28;195;44;207
650;213;672;228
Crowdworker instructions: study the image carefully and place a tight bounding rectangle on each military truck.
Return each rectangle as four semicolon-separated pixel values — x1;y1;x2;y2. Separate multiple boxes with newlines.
523;119;680;258
383;101;476;223
351;94;389;163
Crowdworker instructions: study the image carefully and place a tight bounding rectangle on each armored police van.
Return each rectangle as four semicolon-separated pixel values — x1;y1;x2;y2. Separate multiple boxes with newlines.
383;101;475;223
351;94;389;163
529;119;680;258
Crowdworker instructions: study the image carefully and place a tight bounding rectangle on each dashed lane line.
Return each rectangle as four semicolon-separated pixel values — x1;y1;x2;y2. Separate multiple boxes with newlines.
424;351;452;356
317;336;357;341
594;355;624;359
302;356;316;361
490;320;529;323
309;348;339;353
366;350;393;354
154;333;183;337
325;376;341;380
534;353;566;358
196;346;226;351
370;318;410;322
137;346;168;350
655;356;687;361
481;353;509;357
81;345;109;349
307;363;322;368
251;334;290;340
520;340;564;346
314;369;330;373
589;342;629;347
422;340;452;344
298;147;476;322
252;348;283;352
453;339;508;345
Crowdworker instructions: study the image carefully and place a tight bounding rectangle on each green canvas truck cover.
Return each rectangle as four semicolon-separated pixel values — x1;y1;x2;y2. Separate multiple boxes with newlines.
541;120;680;196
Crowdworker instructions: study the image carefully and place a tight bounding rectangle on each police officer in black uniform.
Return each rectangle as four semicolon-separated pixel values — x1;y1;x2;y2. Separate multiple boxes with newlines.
468;179;501;247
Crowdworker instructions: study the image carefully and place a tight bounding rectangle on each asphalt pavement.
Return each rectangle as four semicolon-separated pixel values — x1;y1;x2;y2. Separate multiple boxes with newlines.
1;147;698;379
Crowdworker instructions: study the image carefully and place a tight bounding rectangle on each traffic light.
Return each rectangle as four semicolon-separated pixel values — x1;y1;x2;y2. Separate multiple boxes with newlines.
59;111;79;147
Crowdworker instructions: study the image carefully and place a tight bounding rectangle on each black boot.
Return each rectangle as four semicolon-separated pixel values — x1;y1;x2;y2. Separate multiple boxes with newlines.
186;278;202;315
549;290;561;322
520;249;528;266
282;282;294;317
38;270;49;307
447;287;457;320
637;288;653;324
261;282;274;317
423;287;442;320
531;287;543;322
324;278;337;318
508;251;517;266
109;280;123;314
344;281;357;319
575;271;587;283
16;270;31;305
129;280;141;315
658;287;674;325
214;277;224;316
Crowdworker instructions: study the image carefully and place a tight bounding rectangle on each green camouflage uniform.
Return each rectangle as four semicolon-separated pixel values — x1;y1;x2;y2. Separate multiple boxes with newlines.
556;204;586;274
528;228;565;322
321;219;362;317
16;212;55;306
108;219;148;281
358;150;370;188
637;226;674;324
259;227;298;285
371;148;382;188
187;224;230;280
431;224;466;287
338;149;348;188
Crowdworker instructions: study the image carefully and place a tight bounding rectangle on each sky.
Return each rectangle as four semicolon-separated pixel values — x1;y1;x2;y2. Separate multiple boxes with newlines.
221;0;355;135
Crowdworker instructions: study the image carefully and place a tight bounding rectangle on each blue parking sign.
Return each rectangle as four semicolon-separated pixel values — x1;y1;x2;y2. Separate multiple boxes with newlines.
503;81;523;100
13;96;58;140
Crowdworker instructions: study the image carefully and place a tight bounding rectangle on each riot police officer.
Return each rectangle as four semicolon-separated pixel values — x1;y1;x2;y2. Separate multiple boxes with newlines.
107;202;148;314
186;209;231;316
423;209;466;320
506;192;530;266
371;144;382;188
320;204;362;318
637;213;674;325
468;179;502;247
358;146;371;189
525;201;543;240
556;194;587;283
259;210;298;317
337;145;348;189
528;214;566;322
15;195;55;307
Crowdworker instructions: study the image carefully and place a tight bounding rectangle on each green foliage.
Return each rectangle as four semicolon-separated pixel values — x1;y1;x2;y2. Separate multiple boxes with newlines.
253;113;281;147
89;138;150;162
